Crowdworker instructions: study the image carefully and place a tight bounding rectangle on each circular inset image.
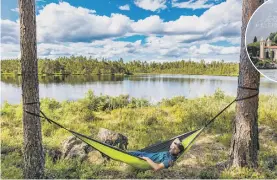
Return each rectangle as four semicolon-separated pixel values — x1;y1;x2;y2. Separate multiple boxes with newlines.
246;0;277;82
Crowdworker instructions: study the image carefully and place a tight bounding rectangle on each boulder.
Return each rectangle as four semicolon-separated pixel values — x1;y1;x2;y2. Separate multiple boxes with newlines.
97;128;128;150
87;150;105;165
61;136;93;161
60;128;128;162
97;128;128;160
215;160;230;171
44;147;62;163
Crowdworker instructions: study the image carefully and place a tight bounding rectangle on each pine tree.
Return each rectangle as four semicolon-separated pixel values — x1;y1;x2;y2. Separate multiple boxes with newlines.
19;0;44;178
230;0;263;168
253;36;257;43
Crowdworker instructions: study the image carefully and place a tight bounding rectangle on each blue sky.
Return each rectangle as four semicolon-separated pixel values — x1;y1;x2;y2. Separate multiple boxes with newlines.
1;0;242;62
2;0;225;21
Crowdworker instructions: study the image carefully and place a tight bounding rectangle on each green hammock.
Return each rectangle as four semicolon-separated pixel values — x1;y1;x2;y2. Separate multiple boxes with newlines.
24;86;258;170
69;127;204;170
26;109;204;170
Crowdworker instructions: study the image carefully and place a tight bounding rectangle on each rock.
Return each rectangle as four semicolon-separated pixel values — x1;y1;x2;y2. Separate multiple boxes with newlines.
97;128;128;160
215;160;230;171
44;147;62;163
87;150;105;165
264;155;277;170
60;129;128;162
97;128;128;150
61;136;93;161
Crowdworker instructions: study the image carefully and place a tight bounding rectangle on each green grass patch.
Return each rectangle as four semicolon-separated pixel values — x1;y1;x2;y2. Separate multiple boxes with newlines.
1;91;277;178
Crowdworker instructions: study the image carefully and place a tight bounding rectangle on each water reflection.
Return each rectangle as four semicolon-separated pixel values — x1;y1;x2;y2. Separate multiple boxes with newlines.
1;75;125;86
259;69;277;82
1;74;276;104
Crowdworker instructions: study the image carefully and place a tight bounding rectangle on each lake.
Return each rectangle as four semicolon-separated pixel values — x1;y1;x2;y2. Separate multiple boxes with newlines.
259;69;277;82
1;74;277;104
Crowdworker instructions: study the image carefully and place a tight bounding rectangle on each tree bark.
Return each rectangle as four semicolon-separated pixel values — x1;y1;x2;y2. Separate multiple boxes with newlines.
230;0;264;168
19;0;44;178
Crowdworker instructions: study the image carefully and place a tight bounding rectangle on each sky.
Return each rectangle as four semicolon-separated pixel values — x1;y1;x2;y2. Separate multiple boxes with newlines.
1;0;244;62
246;0;277;45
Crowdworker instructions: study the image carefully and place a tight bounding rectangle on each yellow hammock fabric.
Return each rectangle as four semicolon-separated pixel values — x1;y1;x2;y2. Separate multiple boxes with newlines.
26;109;205;169
24;109;213;170
25;110;210;170
71;127;204;170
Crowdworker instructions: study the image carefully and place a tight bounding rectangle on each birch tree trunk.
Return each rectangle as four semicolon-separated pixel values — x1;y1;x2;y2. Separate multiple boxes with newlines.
19;0;44;178
230;0;264;168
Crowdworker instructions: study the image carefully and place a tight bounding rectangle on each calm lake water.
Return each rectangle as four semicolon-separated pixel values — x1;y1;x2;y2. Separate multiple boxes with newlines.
1;74;277;104
259;69;277;82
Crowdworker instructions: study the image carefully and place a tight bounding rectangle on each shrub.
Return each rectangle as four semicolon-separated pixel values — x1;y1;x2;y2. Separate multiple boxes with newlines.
45;155;81;179
1;151;23;179
199;168;219;179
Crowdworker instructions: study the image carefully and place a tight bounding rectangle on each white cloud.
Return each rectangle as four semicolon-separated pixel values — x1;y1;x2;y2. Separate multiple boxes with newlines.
132;0;241;39
134;0;167;12
1;43;20;59
172;0;215;10
225;37;241;45
200;0;241;24
143;35;240;61
1;35;240;62
131;15;164;34
119;4;130;11
1;20;19;44
1;0;242;62
37;39;144;60
11;8;19;13
5;0;240;43
190;44;240;55
163;15;208;34
36;2;131;43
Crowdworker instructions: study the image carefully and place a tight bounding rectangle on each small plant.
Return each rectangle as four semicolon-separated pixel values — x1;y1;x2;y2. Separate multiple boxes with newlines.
199;168;219;179
136;170;154;179
1;151;23;179
220;167;265;179
215;133;232;147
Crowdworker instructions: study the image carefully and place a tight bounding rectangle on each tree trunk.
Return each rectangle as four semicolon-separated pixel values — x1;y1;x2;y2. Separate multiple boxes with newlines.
230;0;264;168
19;0;44;178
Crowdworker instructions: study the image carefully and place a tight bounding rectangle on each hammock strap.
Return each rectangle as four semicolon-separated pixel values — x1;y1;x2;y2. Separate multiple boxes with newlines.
204;85;259;127
24;109;70;131
24;101;41;105
23;85;259;156
24;108;148;161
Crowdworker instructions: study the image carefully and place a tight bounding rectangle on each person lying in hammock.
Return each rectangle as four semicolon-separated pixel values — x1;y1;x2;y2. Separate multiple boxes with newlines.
129;138;185;171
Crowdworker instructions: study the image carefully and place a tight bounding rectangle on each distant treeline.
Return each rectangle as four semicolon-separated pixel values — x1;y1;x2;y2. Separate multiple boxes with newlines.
1;56;239;76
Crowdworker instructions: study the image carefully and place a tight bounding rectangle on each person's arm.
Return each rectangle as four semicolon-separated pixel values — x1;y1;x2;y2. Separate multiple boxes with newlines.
141;157;165;171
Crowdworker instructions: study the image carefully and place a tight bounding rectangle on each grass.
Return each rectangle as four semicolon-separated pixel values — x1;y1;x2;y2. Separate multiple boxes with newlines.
1;90;277;178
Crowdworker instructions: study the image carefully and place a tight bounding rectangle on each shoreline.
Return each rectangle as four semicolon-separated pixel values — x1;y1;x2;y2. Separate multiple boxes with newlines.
2;92;277;106
1;72;239;77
